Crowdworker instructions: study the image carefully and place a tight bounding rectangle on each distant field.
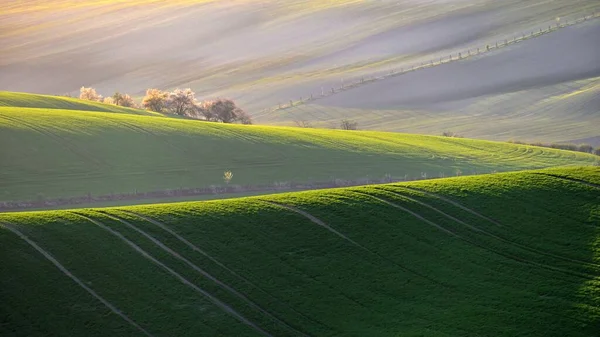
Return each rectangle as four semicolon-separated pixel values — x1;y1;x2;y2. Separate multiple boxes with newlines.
1;92;597;205
256;20;600;143
1;167;598;336
1;0;598;111
260;75;600;144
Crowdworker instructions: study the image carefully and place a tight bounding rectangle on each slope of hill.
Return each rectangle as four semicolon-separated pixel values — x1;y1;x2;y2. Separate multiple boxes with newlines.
0;91;159;115
256;20;600;143
1;101;597;205
1;167;598;336
1;0;598;112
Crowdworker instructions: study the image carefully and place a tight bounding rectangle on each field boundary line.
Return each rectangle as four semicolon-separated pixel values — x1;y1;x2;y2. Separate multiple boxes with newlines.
356;193;596;280
261;200;450;287
71;213;273;337
258;12;600;117
95;211;309;337
533;173;600;189
373;188;600;269
0;221;155;337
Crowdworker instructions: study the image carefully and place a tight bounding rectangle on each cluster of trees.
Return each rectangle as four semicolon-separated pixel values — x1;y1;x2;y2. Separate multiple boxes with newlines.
79;87;251;124
441;131;463;138
293;119;358;130
508;140;600;156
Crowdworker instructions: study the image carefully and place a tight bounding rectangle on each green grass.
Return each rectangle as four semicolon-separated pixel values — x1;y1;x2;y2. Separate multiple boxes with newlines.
0;91;160;115
1;167;598;336
0;94;598;204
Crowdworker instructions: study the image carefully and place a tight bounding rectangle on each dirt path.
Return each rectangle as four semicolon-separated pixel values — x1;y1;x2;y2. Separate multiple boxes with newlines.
261;200;449;287
0;221;154;337
71;213;273;337
374;188;600;269
96;211;308;337
358;193;596;280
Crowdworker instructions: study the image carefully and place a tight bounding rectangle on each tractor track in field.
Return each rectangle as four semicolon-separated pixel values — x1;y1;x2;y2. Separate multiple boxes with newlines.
261;200;451;288
533;173;600;189
0;221;155;337
116;120;187;153
372;188;600;270
356;193;597;281
0;114;106;168
71;213;273;337
93;211;310;337
120;211;325;331
398;186;504;227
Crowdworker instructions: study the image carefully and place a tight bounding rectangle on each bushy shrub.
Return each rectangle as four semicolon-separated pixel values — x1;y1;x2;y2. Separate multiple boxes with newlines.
442;131;463;138
340;119;358;130
111;92;137;108
199;98;247;123
294;120;313;128
508;139;599;155
79;86;102;101
142;88;168;112
166;88;197;116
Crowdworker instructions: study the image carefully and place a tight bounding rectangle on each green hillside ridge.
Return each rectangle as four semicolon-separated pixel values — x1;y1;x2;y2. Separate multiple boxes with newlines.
1;167;598;336
0;98;597;204
0;91;159;115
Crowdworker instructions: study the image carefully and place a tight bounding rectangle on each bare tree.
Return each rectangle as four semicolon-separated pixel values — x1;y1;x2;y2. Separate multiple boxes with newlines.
142;88;168;112
442;131;463;138
294;120;313;128
79;86;102;102
196;101;217;121
201;99;245;123
166;88;197;116
110;92;137;108
237;110;253;125
340;119;358;130
578;144;593;153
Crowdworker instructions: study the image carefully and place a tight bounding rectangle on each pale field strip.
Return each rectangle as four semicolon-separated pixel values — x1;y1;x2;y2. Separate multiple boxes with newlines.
260;12;600;117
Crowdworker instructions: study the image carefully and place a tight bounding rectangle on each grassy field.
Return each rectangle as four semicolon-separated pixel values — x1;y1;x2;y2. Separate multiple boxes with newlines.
1;166;598;336
1;92;598;205
257;20;600;144
0;91;159;115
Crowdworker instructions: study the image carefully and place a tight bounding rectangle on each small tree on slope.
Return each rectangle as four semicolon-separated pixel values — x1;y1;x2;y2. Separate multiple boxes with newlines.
79;87;102;102
142;88;168;112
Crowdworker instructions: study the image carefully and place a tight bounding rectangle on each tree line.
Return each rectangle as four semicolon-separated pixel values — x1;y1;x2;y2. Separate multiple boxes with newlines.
79;87;252;124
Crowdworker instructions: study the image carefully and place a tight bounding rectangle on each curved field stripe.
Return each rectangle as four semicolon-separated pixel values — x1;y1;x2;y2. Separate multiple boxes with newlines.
373;188;600;270
71;213;272;337
261;200;450;287
0;221;154;337
0;114;105;167
533;173;600;189
120;210;324;330
399;186;503;227
358;193;596;280
96;211;309;337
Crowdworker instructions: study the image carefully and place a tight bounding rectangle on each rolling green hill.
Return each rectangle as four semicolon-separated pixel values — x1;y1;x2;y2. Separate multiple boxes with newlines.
1;167;598;336
0;91;159;115
0;96;597;206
